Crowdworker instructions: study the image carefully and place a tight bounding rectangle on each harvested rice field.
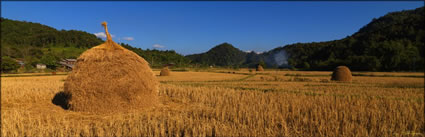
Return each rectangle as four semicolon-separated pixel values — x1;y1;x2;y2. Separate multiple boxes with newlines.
1;69;424;136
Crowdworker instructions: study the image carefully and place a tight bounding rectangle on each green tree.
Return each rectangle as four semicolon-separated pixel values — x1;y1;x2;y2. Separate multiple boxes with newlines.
1;56;20;73
348;56;381;71
40;53;58;69
24;56;40;71
281;6;424;71
303;62;310;70
287;58;296;68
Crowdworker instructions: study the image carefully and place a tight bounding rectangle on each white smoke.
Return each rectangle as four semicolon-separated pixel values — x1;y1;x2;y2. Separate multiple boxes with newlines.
273;50;288;66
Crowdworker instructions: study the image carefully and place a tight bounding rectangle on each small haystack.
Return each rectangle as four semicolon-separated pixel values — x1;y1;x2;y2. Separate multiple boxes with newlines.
331;66;352;82
60;22;159;113
160;66;171;76
256;64;264;71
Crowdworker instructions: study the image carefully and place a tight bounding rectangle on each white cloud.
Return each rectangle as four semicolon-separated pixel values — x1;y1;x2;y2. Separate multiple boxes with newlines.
122;37;134;41
153;44;165;49
94;32;115;38
94;32;107;38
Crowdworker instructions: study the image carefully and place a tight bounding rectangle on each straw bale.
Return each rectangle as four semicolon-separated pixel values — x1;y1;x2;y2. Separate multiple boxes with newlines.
160;66;171;76
256;65;264;71
61;22;159;113
331;66;352;82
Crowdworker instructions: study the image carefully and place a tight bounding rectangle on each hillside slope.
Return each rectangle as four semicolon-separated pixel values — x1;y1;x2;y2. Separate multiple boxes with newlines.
1;18;190;70
1;18;103;48
282;6;424;71
187;6;424;71
186;43;247;67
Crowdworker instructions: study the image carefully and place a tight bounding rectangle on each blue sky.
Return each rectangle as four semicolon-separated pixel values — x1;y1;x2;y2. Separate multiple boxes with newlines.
2;1;423;55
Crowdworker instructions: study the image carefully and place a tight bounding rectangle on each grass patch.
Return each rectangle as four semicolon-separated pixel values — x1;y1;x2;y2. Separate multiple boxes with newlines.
380;82;424;89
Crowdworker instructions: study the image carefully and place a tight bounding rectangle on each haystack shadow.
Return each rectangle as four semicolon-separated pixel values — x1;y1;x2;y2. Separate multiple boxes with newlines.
52;91;71;110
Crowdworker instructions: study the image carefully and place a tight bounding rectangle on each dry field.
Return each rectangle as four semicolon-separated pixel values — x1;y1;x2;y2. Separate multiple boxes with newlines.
1;70;424;136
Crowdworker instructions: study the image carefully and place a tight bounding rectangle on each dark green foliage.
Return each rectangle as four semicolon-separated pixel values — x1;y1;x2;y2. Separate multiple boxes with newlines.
347;56;381;71
1;56;20;73
303;62;310;70
1;6;423;72
23;56;40;70
243;51;262;68
40;53;59;69
281;6;424;71
186;43;247;67
121;43;190;68
186;6;423;72
1;18;103;48
1;18;190;70
1;18;102;70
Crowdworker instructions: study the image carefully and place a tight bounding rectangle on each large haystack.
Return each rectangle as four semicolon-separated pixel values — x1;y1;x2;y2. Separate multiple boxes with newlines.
331;66;352;82
160;66;171;76
256;64;264;71
61;22;159;113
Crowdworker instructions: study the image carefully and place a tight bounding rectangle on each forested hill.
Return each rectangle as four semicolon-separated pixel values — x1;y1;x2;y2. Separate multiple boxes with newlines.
2;6;423;72
1;18;190;71
187;6;424;71
1;18;103;48
282;6;424;71
186;43;247;67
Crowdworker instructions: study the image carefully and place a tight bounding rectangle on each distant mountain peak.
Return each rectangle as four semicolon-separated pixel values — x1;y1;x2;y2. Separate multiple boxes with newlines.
186;42;247;66
208;43;239;52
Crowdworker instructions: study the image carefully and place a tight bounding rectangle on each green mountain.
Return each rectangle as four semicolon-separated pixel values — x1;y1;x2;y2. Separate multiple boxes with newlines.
1;18;190;72
1;18;104;49
186;43;247;67
281;6;424;71
187;6;424;71
2;6;423;72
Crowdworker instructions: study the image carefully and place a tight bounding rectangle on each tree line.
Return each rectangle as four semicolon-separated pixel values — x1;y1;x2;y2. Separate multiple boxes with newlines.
186;6;424;71
2;6;423;72
1;18;190;73
283;6;424;71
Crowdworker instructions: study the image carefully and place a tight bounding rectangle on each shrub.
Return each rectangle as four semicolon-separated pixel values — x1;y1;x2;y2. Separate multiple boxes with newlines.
1;56;20;73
